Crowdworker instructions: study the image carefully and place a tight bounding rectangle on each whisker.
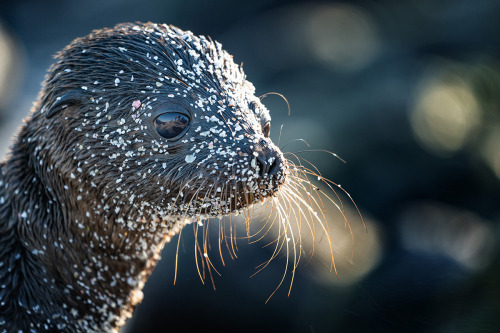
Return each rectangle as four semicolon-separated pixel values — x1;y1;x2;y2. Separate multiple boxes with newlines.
278;124;284;147
173;228;183;286
280;138;311;151
259;92;291;116
284;149;346;164
193;221;205;284
173;178;209;285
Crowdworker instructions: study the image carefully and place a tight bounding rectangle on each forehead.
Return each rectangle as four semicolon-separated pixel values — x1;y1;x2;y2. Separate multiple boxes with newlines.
54;23;271;130
144;25;268;116
138;24;268;117
115;23;252;99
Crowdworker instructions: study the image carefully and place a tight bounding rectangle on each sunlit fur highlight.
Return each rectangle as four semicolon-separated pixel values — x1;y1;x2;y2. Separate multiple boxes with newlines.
172;118;364;303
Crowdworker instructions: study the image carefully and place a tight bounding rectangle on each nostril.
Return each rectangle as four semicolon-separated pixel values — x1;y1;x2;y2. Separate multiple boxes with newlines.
256;156;267;177
255;155;280;178
268;157;279;176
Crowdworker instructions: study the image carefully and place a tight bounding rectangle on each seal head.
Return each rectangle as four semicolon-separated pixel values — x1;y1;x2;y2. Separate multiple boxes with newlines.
0;22;288;331
39;22;287;220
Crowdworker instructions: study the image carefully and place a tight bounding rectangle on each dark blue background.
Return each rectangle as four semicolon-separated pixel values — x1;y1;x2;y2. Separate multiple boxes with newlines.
1;1;499;332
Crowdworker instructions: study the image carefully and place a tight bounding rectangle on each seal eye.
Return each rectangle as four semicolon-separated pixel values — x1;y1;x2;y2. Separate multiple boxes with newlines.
154;113;190;140
263;122;271;138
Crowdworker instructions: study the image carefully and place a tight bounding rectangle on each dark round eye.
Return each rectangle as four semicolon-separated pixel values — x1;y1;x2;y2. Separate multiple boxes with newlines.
263;121;271;138
154;112;190;139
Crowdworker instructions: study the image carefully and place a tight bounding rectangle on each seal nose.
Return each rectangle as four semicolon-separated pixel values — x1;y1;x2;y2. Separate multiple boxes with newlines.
256;155;279;178
255;147;281;178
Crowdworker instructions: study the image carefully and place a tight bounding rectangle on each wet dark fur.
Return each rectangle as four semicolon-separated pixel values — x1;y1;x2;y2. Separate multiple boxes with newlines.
0;23;286;332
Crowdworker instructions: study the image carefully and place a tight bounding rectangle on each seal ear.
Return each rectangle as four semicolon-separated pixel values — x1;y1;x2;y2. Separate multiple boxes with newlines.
44;90;83;119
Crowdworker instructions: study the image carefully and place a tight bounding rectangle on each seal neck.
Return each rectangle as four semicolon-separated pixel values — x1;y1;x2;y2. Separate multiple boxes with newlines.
0;125;167;331
0;145;79;329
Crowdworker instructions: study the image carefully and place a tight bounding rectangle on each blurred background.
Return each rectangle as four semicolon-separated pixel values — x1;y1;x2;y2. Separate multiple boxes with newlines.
1;0;500;332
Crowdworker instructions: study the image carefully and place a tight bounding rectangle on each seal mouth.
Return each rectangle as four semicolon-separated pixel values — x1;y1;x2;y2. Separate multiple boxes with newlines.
216;154;288;215
166;156;288;218
158;143;289;218
183;177;285;217
228;180;283;211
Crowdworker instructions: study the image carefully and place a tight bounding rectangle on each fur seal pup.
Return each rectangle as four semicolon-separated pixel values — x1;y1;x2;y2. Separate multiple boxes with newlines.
0;22;347;332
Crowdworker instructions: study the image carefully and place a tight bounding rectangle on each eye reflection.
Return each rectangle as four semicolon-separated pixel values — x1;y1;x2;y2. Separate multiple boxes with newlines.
154;113;190;139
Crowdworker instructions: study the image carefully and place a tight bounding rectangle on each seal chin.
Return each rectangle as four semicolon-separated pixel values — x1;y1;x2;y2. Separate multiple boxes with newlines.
169;148;287;218
207;153;288;216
